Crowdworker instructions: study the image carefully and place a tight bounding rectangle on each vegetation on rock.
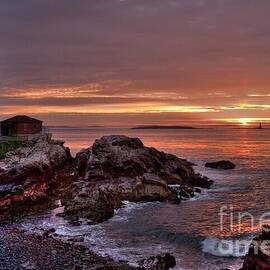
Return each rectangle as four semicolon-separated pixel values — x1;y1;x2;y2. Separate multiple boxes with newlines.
0;141;23;159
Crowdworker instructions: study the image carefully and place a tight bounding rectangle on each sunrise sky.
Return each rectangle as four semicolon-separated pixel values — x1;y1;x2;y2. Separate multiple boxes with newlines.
1;0;270;126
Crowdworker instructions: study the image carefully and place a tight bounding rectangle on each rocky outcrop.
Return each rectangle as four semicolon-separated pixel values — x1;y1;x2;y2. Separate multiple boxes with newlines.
205;160;236;170
0;134;72;221
0;134;214;225
63;135;213;223
240;225;270;270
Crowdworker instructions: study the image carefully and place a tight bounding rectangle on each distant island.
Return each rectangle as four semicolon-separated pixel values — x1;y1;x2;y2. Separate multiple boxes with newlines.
46;125;103;129
132;125;195;130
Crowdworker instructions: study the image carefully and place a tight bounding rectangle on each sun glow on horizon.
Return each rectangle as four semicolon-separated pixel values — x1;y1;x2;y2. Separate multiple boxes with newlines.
238;118;250;126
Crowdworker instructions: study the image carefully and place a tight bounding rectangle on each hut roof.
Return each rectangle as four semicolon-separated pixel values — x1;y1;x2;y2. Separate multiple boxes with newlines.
0;115;43;124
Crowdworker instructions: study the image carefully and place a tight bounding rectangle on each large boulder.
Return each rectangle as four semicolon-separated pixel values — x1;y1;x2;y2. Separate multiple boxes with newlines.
205;160;235;170
64;135;213;223
240;225;270;270
0;134;72;221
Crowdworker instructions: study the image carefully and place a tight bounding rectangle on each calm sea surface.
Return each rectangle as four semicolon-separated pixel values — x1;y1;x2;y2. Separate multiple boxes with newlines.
23;127;270;270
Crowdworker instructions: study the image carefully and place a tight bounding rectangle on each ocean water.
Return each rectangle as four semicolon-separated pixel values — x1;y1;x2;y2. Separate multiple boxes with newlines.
22;127;270;270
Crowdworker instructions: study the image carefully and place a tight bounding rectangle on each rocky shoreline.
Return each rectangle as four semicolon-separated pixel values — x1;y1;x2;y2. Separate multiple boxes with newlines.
1;223;179;270
0;224;139;270
0;134;214;269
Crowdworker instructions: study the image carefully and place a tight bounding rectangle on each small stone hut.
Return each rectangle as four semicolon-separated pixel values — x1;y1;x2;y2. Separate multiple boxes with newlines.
0;115;43;137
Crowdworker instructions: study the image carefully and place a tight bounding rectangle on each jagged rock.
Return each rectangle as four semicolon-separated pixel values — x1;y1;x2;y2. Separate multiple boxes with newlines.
205;160;235;170
0;134;72;221
139;253;176;270
240;225;270;270
64;135;213;223
64;183;123;223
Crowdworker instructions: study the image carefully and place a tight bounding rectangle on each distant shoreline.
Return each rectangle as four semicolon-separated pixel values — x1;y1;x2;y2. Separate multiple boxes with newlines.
132;125;195;130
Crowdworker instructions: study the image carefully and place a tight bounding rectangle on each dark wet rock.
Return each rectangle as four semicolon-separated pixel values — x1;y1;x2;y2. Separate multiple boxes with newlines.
139;253;176;270
64;135;213;223
205;160;236;170
240;225;270;270
42;228;56;238
11;185;24;195
0;184;14;198
168;184;196;203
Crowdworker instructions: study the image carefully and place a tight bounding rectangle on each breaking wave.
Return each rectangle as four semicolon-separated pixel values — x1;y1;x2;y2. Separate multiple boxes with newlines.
202;236;253;258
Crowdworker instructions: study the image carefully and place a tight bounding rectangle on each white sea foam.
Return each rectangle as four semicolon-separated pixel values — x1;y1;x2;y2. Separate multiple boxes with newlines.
202;236;252;258
112;201;159;222
189;189;210;201
20;200;177;267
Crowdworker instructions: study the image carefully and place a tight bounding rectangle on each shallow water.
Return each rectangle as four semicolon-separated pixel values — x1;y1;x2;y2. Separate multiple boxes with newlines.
22;127;270;269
